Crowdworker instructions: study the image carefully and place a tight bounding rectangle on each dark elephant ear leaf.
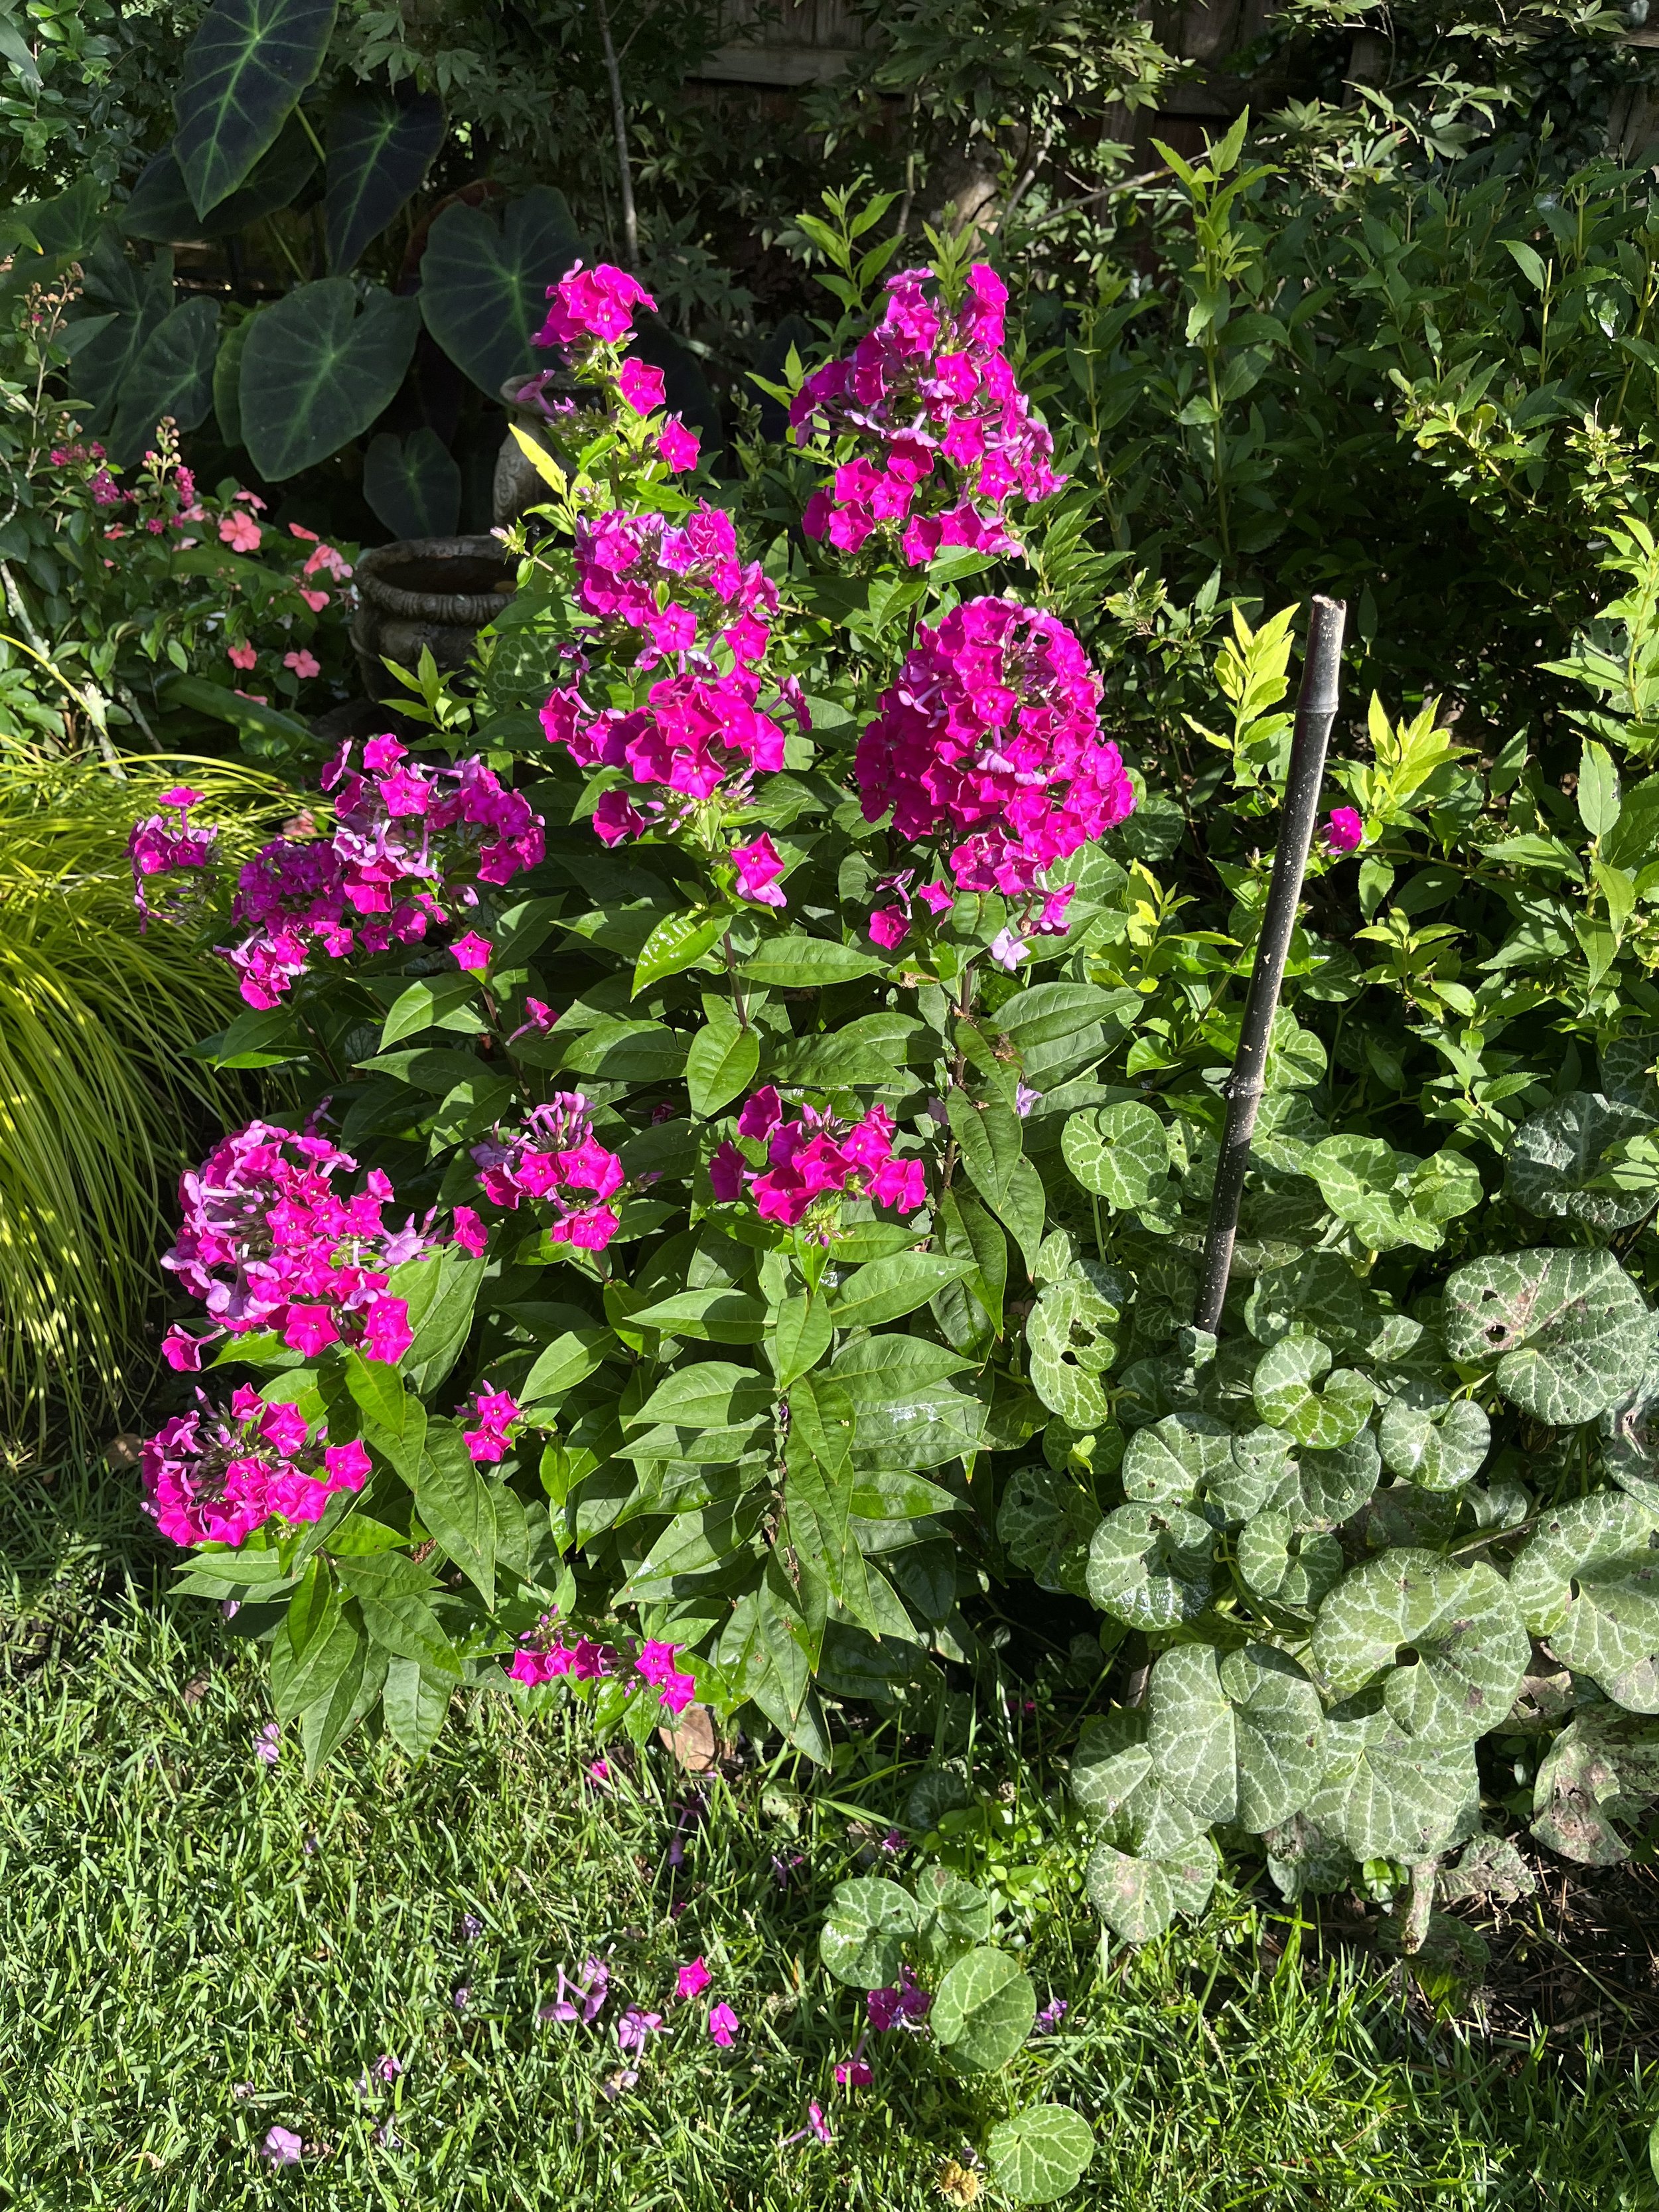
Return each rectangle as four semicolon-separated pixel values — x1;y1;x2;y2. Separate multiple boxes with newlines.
108;295;221;464
326;88;445;273
419;186;582;396
363;428;462;539
174;0;336;219
124;117;316;242
239;279;419;480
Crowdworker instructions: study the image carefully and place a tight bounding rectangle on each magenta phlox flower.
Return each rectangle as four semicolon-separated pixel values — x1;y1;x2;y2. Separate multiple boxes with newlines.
536;260;656;348
617;357;667;415
470;1096;626;1253
141;1382;370;1550
731;832;786;909
638;1641;697;1715
793;263;1061;567
1033;1997;1068;2034
547;1955;611;2027
616;2004;663;2055
835;2056;873;2088
451;930;492;973
856;597;1133;898
128;786;220;928
676;1956;711;2002
459;1384;520;1464
713;1092;926;1230
867;1965;931;2031
656;415;700;473
1323;805;1364;854
707;2002;739;2047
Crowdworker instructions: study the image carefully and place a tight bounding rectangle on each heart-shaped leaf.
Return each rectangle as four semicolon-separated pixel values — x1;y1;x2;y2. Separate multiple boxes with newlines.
173;0;336;218
1252;1333;1374;1449
685;1002;759;1116
1510;1491;1659;1709
986;2106;1095;2206
819;1876;919;1988
1236;1508;1342;1610
1121;1409;1234;1509
931;1947;1036;2071
997;1461;1100;1597
1061;1100;1170;1209
1506;1091;1658;1232
1026;1269;1122;1427
362;428;461;540
1308;1702;1479;1861
1246;1250;1403;1360
1311;1549;1528;1742
1531;1705;1659;1865
1378;1377;1489;1490
1145;1642;1327;1834
125;115;317;241
325;86;444;271
1299;1134;1481;1252
1601;1327;1659;1509
1442;1248;1651;1426
240;279;419;480
1084;1836;1216;1942
1086;1502;1213;1629
913;1864;993;1956
419;186;583;396
108;294;220;463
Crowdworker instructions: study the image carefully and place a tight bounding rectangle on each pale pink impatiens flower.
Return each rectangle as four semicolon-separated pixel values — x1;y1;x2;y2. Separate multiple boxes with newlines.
227;640;257;671
219;510;261;553
283;648;321;679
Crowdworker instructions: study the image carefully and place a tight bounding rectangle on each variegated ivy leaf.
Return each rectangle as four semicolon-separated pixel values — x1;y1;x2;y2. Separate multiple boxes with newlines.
1509;1491;1659;1710
1530;1704;1659;1866
1247;1251;1423;1365
1295;1428;1383;1530
1068;1728;1208;1857
986;2104;1096;2207
1060;1102;1171;1211
1144;1642;1326;1834
1601;1033;1659;1115
995;1461;1100;1597
1236;1509;1343;1611
1378;1378;1490;1491
1086;1503;1214;1628
1505;1091;1657;1232
931;1946;1037;2072
819;1876;919;1988
1297;1135;1482;1253
1208;1424;1298;1524
1311;1550;1529;1743
912;1864;994;1958
1252;1334;1374;1450
1599;1324;1659;1511
1441;1248;1652;1427
1307;1701;1480;1861
1084;1834;1217;1943
1025;1267;1122;1428
1120;1410;1233;1508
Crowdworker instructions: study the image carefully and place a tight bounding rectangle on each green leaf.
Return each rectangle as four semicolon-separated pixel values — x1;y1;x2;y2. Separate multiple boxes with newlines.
685;1002;759;1116
629;1362;773;1430
1442;1248;1652;1426
1121;1410;1234;1509
1311;1550;1528;1743
626;1288;768;1344
1532;1705;1659;1866
785;1375;881;1635
819;1876;918;1988
387;1248;485;1394
947;1090;1021;1208
1307;1705;1478;1862
1147;1642;1326;1834
1378;1379;1489;1491
996;1462;1100;1597
1299;1135;1481;1252
1252;1335;1374;1450
379;973;480;1050
325;86;444;271
1510;1493;1659;1709
552;1017;685;1083
1579;738;1622;840
935;1187;1005;1336
300;1636;383;1775
173;0;335;217
912;1862;993;1954
986;2108;1096;2206
1026;1268;1122;1428
828;1250;971;1331
634;907;726;997
239;278;419;480
362;427;461;540
1236;1511;1342;1611
342;1347;419;1442
521;1327;614;1405
125;118;317;242
831;1335;981;1471
1062;1102;1170;1209
771;1011;925;1086
1084;1837;1216;1942
1506;1092;1657;1232
767;1294;832;1388
419;186;582;396
1086;1503;1214;1629
742;938;885;987
381;1655;453;1759
931;1948;1037;2073
108;295;220;464
410;1422;496;1605
996;982;1129;1050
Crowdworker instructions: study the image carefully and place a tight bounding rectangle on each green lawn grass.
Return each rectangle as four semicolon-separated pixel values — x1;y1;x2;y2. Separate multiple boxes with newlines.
1;1465;1654;2211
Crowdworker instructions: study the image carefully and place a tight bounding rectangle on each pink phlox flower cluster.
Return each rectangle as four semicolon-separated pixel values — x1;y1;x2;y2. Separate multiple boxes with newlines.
866;1966;932;2032
547;1955;610;2026
856;595;1133;897
506;1619;697;1720
866;867;955;952
536;260;656;350
222;737;542;1007
157;1119;470;1368
129;784;218;928
559;503;778;675
544;665;788;849
459;1385;521;1464
471;1092;626;1252
791;263;1064;565
731;832;786;909
709;1088;926;1229
141;1384;369;1549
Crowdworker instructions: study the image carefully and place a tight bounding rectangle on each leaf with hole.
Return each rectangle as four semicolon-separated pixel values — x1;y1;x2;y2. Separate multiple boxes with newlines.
240;279;419;480
419;186;583;395
1236;1509;1342;1611
986;2107;1095;2206
1510;1492;1659;1710
1311;1549;1528;1743
1062;1100;1170;1209
1086;1502;1213;1629
1531;1705;1659;1865
173;0;336;218
1442;1248;1652;1426
1026;1268;1121;1427
1121;1410;1233;1510
931;1947;1036;2072
326;86;444;271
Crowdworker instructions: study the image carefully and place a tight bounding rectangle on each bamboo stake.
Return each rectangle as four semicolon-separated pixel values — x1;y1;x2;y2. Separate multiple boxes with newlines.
1194;595;1348;1334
